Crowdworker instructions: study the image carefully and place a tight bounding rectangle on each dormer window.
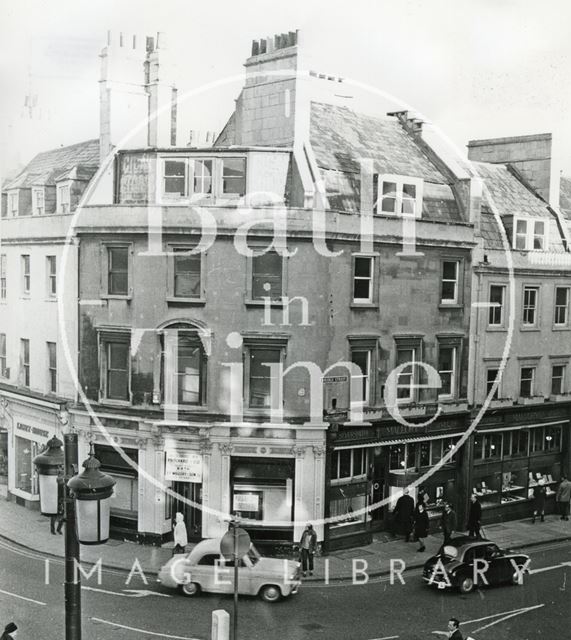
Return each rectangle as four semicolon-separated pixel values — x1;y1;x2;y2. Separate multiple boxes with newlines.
513;218;547;251
373;175;423;218
161;158;214;200
57;184;70;214
8;191;18;216
32;188;45;215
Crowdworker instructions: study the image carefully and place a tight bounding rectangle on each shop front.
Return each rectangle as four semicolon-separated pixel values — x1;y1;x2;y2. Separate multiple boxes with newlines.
0;389;66;509
325;411;469;551
230;457;295;546
470;404;570;525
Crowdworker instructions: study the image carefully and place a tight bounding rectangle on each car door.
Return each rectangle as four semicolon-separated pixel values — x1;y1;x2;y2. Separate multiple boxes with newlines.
194;553;226;593
223;556;252;595
483;544;508;584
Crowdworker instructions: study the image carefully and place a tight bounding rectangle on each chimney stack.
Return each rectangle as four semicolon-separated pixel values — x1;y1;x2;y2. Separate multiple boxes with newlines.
234;30;301;146
99;30;178;162
467;133;554;203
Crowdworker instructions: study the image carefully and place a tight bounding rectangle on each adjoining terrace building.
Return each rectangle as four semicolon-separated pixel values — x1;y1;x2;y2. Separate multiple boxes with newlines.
463;134;571;529
0;139;99;506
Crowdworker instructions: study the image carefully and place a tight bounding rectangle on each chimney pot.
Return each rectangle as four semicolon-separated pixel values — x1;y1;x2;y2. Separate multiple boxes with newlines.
259;39;267;54
119;32;124;47
132;35;137;49
252;40;259;56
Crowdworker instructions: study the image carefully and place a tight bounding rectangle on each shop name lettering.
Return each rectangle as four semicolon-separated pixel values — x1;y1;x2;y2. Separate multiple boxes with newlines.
43;556;530;587
17;422;49;439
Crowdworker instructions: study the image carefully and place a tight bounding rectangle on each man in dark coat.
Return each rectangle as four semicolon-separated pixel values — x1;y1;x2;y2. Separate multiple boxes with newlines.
0;622;18;639
532;478;547;523
441;502;457;545
413;503;429;551
392;488;415;542
447;618;463;640
467;494;482;538
556;475;571;521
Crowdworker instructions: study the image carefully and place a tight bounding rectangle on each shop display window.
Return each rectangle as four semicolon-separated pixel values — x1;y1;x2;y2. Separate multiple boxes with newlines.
473;469;501;508
15;437;40;494
528;467;560;498
330;493;368;526
500;469;527;504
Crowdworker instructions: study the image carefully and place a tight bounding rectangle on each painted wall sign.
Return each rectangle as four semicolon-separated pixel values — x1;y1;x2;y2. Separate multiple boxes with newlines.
164;451;202;482
233;492;260;512
16;422;49;440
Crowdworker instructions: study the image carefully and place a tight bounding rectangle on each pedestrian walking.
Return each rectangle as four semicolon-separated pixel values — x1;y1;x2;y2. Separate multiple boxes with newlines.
417;486;430;508
172;512;188;555
466;494;482;538
441;502;457;545
413;502;429;552
0;622;18;639
50;467;65;535
532;478;547;523
298;523;317;577
555;475;571;521
392;488;415;542
447;618;463;639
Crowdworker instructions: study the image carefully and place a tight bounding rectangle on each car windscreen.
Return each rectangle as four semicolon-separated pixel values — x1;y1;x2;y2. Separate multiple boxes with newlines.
441;545;459;559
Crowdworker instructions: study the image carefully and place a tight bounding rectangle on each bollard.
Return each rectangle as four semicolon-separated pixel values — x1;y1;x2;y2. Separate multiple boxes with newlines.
212;609;230;640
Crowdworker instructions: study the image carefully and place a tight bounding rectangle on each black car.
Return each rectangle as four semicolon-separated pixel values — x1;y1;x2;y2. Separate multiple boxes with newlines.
422;536;531;594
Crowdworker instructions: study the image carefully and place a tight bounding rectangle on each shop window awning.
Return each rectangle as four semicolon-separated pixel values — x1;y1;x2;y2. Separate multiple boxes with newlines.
334;431;466;451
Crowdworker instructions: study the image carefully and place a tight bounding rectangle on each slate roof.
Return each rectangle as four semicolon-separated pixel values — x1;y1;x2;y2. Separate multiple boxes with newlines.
472;161;549;219
310;102;445;182
309;102;463;220
3;139;100;190
560;175;571;220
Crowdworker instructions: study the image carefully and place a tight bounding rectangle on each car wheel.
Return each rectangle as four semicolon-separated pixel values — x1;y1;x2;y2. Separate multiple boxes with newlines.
458;576;475;594
180;582;200;597
260;585;282;603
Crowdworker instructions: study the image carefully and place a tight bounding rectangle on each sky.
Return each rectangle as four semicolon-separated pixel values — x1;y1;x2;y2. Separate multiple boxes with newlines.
0;0;570;178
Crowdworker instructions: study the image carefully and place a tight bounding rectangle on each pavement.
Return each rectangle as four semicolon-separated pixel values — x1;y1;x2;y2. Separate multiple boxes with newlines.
1;483;570;582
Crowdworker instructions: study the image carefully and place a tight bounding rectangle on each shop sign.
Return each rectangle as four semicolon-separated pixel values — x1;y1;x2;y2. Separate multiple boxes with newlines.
322;375;349;383
165;450;202;482
233;492;260;512
16;422;50;440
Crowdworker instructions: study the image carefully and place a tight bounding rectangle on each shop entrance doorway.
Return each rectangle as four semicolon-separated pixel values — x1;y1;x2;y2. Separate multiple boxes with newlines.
173;481;202;540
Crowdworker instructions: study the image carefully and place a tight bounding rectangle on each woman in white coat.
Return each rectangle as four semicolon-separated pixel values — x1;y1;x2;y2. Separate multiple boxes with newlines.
173;512;188;555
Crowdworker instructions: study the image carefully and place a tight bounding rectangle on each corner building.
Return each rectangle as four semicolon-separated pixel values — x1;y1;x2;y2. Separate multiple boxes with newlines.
72;30;483;550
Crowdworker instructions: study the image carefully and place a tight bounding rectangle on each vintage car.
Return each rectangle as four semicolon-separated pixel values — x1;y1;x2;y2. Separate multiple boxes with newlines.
158;537;302;602
422;536;531;594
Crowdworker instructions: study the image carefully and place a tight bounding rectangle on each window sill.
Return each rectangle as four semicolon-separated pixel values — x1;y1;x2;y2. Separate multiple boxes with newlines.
44;297;57;303
245;299;284;308
520;326;540;332
99;398;132;408
166;297;206;306
486;325;507;332
160;404;209;413
20;295;31;300
100;294;132;302
350;302;378;309
552;325;570;331
438;303;463;310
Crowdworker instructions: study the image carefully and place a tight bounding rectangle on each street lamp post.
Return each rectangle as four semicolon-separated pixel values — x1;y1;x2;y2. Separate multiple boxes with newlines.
34;433;116;640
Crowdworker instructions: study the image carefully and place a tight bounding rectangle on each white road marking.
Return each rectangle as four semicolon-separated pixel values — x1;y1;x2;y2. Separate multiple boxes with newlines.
82;585;171;598
472;604;545;634
529;561;571;574
0;587;46;606
90;617;203;639
369;636;399;639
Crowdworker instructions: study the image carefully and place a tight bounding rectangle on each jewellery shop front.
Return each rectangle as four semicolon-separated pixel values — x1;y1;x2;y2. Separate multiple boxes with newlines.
324;410;471;552
468;403;571;525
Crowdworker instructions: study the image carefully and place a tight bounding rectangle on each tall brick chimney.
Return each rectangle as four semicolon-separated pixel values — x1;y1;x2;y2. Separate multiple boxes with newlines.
467;133;553;203
99;31;178;163
234;31;301;146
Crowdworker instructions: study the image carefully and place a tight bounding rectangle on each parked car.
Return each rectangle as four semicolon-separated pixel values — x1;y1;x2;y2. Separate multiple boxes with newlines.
158;537;302;602
422;536;531;594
